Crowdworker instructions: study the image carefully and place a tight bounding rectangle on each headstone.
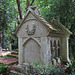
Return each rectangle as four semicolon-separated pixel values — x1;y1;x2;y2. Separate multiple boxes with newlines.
0;47;2;51
56;57;61;64
0;43;2;51
52;58;57;65
7;48;9;50
9;43;12;51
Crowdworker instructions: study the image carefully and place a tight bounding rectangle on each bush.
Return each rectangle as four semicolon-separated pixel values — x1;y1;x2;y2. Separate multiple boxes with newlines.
0;56;4;58
31;62;66;75
19;61;74;75
0;64;8;73
20;62;66;75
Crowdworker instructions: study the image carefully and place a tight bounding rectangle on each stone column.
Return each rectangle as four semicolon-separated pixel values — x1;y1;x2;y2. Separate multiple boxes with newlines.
41;37;49;66
55;40;59;57
55;49;58;57
48;38;52;64
61;37;70;62
18;38;23;65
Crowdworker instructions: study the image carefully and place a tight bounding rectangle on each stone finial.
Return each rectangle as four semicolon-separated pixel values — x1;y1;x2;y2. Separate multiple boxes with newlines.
28;6;40;15
52;16;60;22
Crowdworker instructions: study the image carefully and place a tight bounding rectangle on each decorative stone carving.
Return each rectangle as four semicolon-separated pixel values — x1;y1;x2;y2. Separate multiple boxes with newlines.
22;37;27;42
35;37;41;42
26;24;36;35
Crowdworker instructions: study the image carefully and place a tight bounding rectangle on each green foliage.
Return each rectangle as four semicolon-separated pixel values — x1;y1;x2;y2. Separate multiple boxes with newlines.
31;62;65;74
0;0;18;48
7;54;18;59
0;56;4;58
21;61;75;75
31;61;46;74
0;64;8;72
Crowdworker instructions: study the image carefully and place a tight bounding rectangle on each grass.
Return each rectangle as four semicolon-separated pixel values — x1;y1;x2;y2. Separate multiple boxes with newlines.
0;56;4;58
0;64;8;72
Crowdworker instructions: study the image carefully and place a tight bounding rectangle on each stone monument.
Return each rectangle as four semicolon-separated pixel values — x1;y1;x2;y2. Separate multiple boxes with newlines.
15;6;72;66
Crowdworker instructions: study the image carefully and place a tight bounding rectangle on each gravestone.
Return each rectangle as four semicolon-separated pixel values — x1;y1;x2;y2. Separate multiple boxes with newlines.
52;58;57;65
0;43;2;51
15;6;72;66
56;57;61;64
9;43;12;51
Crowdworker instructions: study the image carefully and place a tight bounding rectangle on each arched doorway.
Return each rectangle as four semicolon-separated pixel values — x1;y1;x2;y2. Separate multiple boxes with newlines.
23;38;41;63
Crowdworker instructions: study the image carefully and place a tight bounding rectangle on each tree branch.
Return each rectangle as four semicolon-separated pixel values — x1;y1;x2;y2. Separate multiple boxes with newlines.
26;0;30;11
30;0;35;6
16;0;22;20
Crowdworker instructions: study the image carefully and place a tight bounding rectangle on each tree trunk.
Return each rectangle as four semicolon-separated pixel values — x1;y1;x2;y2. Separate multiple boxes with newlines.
16;0;22;20
2;28;5;48
30;0;35;6
26;0;30;11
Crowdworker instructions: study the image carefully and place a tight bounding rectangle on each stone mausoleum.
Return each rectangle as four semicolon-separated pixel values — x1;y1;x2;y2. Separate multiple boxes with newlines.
15;6;72;66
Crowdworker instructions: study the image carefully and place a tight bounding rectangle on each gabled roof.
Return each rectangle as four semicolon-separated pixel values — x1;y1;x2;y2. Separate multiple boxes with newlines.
15;6;72;36
50;19;72;35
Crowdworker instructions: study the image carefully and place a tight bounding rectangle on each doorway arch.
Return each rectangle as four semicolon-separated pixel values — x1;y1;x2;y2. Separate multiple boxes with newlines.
23;38;41;63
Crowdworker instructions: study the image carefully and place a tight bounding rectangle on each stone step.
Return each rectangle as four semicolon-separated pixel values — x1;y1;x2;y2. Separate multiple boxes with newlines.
0;57;18;65
7;54;18;59
9;70;23;75
11;51;18;55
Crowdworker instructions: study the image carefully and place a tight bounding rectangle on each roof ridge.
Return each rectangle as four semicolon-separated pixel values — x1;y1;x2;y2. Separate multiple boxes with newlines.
52;19;72;35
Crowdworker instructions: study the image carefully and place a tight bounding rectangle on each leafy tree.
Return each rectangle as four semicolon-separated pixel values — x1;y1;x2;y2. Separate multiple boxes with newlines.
0;0;17;49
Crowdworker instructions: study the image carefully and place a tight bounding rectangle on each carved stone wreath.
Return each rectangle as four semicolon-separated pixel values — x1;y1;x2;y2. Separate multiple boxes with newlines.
26;24;36;35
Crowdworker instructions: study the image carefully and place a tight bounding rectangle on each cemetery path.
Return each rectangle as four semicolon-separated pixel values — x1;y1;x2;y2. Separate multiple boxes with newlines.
0;51;11;56
0;57;18;64
0;51;18;64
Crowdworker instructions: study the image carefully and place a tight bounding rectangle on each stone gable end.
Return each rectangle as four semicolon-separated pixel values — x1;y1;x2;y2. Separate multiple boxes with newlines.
17;12;48;37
